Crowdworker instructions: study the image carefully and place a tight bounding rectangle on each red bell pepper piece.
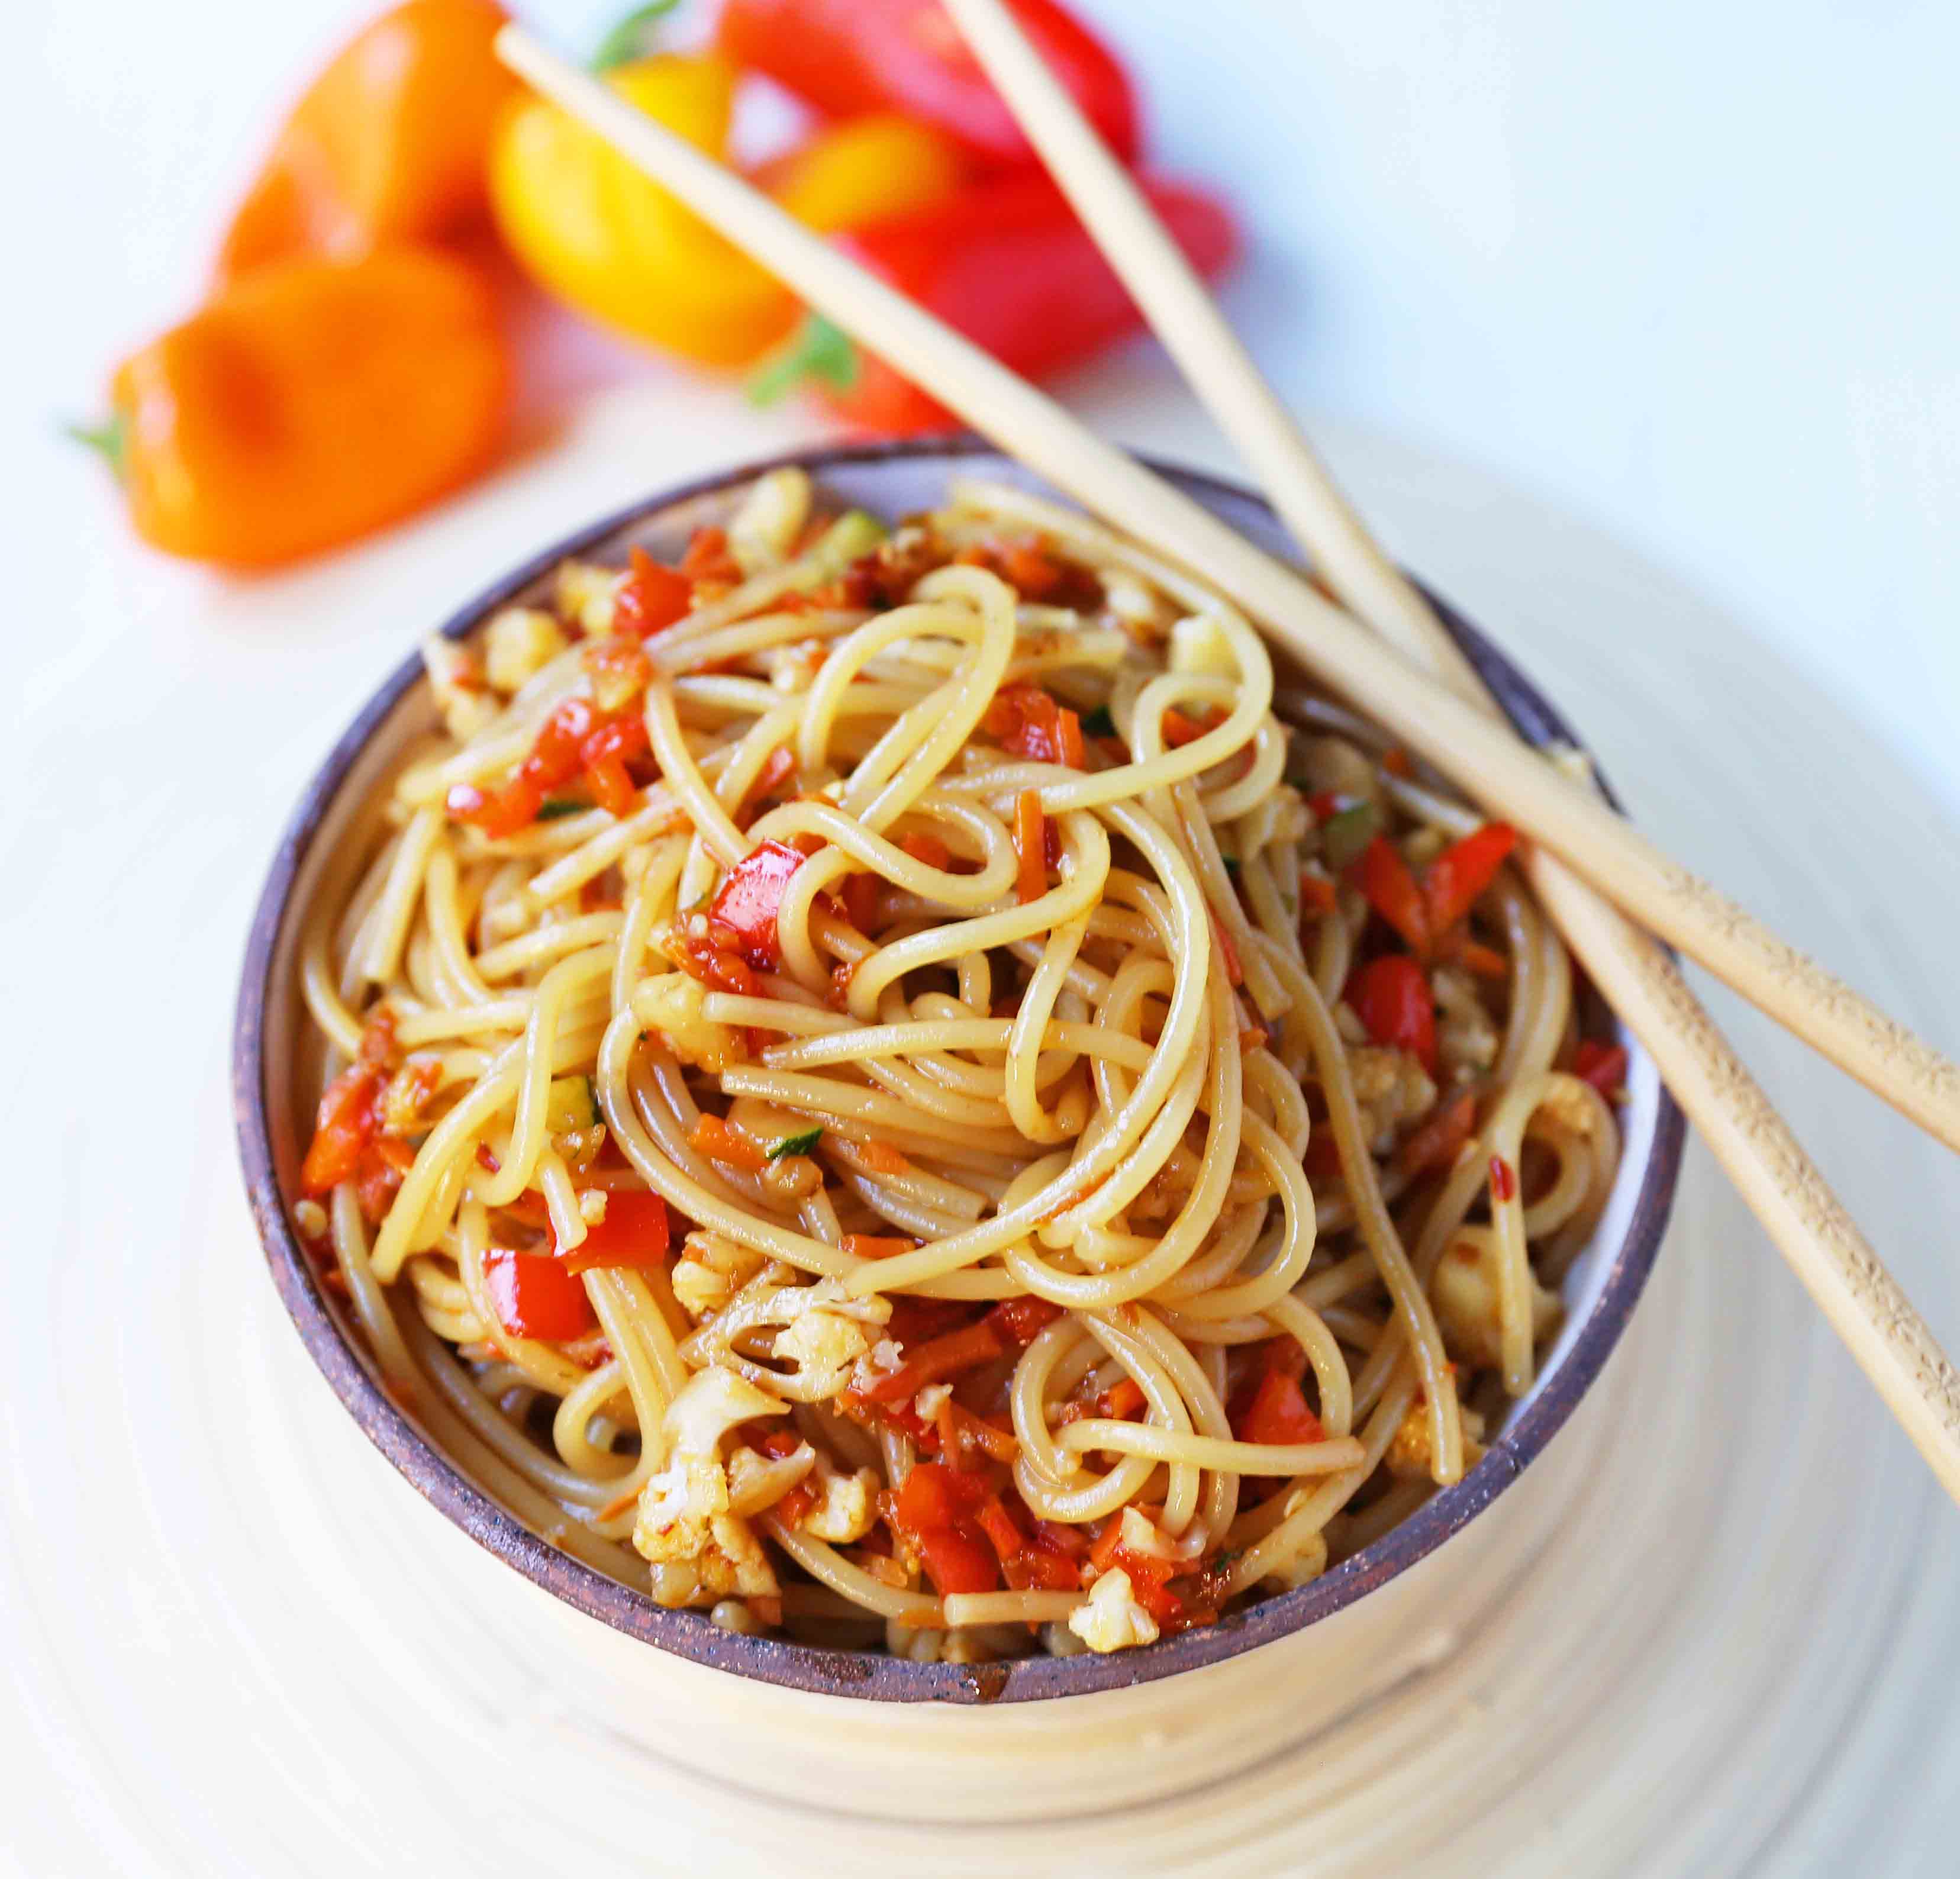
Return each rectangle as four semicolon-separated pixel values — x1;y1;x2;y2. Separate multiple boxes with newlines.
556;1190;670;1274
1422;823;1517;939
1235;1368;1328;1448
1349;835;1430;956
779;173;1237;433
707;840;810;972
1348;953;1437;1074
300;1061;382;1194
984;683;1084;766
717;0;1140;167
614;545;693;639
483;1246;598;1342
1572;1039;1629;1097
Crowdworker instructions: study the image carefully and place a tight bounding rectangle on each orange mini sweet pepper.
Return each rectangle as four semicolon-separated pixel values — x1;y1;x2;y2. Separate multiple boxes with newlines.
83;249;509;568
217;0;516;278
490;51;968;368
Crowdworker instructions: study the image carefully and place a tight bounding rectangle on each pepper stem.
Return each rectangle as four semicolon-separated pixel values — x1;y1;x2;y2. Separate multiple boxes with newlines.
591;0;681;72
66;413;127;480
747;313;861;408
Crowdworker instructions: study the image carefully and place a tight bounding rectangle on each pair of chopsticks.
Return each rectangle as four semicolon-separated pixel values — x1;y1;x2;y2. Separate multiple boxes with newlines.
494;14;1960;1502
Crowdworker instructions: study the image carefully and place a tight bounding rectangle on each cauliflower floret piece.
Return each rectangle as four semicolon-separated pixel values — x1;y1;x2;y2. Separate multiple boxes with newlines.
1349;1046;1438;1153
637;970;744;1074
1261;1530;1329;1594
1384;1380;1489;1481
773;1301;875;1394
647;1514;779;1610
671;1231;771;1323
1117;1507;1175;1560
728;466;813;575
420;636;497;741
1432;1236;1563;1372
852;1338;904;1394
1067;1568;1160;1654
801;1453;879;1544
635;1368;789;1603
1434;966;1500;1082
663;1365;787;1459
483;605;569;695
726;1440;815;1518
555;559;626;636
634;1455;729;1565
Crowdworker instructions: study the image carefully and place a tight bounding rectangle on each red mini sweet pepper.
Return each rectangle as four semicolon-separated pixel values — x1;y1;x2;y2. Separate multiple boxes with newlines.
717;0;1139;167
757;172;1239;433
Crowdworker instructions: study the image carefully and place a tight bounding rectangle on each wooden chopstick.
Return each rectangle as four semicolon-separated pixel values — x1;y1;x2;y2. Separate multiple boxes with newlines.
491;24;1960;1493
940;0;1960;1503
496;21;1960;1166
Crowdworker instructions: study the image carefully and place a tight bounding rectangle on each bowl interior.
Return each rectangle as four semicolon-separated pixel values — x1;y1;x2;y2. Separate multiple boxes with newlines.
234;439;1684;1704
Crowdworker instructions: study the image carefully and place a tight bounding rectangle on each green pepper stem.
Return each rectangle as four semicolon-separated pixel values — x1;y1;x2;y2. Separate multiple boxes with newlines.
590;0;681;72
65;414;127;479
746;313;862;408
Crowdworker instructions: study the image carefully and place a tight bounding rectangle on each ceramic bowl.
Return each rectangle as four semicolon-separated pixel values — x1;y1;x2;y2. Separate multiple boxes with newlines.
234;440;1683;1818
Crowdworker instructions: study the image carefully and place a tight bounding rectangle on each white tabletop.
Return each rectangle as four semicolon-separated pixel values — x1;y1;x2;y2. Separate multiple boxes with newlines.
9;4;1960;1871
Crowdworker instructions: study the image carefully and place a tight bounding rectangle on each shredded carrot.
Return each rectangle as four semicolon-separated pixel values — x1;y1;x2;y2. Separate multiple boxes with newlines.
1162;705;1227;747
1298;870;1339;917
688;1113;768;1172
900;831;950;870
841;1233;917;1261
859;1139;911;1177
862;1320;1007;1404
1014;789;1047;904
1458;940;1509;979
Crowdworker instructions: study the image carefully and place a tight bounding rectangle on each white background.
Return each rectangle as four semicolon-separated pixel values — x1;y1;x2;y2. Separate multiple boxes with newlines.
7;2;1959;1872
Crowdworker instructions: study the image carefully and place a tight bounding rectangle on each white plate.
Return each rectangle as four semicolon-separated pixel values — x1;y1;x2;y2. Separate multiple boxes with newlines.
7;382;1958;1875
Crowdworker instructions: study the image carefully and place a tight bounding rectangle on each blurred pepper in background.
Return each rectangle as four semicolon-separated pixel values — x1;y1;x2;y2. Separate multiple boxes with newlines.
489;62;969;366
80;0;1239;568
755;174;1239;433
717;0;1139;166
94;252;508;568
217;0;515;277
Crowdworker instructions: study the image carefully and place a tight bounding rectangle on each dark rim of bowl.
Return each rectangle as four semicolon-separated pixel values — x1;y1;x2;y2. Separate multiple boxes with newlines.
233;437;1684;1706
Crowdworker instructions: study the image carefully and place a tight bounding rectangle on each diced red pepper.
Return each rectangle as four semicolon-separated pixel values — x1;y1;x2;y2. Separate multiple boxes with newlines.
1162;705;1227;748
1490;1155;1519;1204
717;0;1141;167
984;683;1085;767
894;1459;990;1530
483;1246;598;1342
840;1233;918;1261
614;545;693;639
1348;953;1437;1074
1573;1039;1629;1097
1236;1368;1328;1448
301;1062;382;1194
985;1294;1066;1346
679;525;741;588
707;840;810;972
1423;823;1517;939
1348;835;1430;956
915;1524;1001;1596
689;1114;769;1172
556;1190;670;1274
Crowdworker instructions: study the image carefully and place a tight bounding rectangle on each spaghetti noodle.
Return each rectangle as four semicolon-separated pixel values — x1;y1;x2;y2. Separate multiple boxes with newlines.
292;469;1623;1661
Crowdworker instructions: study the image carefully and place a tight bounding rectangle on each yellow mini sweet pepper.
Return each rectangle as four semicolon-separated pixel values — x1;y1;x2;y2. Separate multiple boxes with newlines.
489;54;967;369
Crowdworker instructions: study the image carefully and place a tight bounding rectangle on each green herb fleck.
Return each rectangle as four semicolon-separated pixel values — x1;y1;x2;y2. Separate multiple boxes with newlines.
1079;704;1116;737
769;1127;823;1161
535;798;587;821
1221;856;1242;878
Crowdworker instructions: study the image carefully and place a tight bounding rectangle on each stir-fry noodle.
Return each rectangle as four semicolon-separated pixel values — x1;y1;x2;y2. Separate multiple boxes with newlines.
291;471;1623;1661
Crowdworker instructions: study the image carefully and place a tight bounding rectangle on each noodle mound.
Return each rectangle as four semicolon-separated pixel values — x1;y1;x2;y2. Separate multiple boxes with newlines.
292;470;1622;1661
